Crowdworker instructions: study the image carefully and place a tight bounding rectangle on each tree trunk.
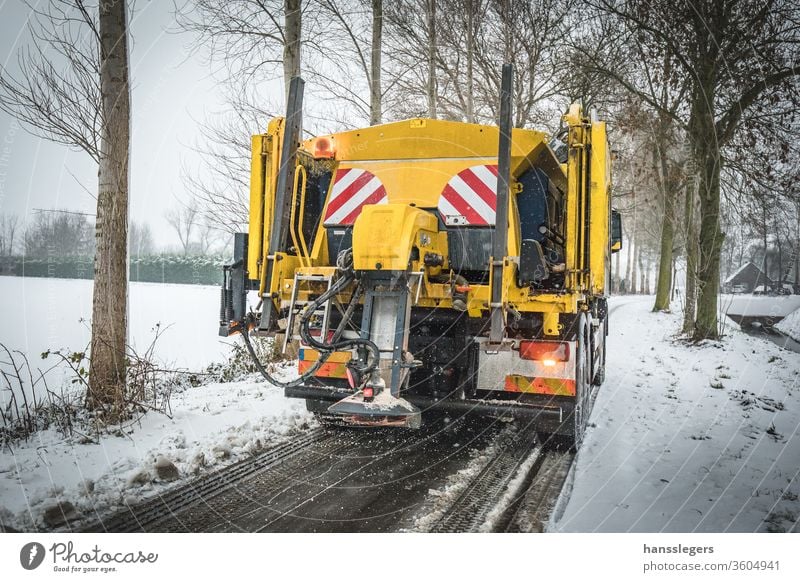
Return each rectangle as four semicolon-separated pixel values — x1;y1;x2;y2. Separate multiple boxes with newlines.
614;243;620;293
283;0;302;103
631;240;639;294
638;247;645;294
653;133;675;311
682;177;698;335
89;0;131;419
671;258;677;300
369;0;382;125
693;145;724;340
426;0;437;118
501;0;512;63
755;203;767;290
465;0;475;123
624;235;633;294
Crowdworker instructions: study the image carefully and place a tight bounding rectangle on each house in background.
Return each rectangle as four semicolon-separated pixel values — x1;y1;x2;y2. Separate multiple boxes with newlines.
724;261;773;293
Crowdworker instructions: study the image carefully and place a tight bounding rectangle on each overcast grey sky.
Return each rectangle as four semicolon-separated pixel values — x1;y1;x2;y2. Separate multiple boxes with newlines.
0;0;280;248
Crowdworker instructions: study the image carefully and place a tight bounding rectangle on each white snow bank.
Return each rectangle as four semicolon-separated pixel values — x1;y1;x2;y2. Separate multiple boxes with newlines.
550;296;800;532
777;308;800;342
723;293;800;318
0;367;313;531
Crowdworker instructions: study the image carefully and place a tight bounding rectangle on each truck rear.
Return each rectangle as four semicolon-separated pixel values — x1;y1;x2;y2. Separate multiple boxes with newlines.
219;70;622;447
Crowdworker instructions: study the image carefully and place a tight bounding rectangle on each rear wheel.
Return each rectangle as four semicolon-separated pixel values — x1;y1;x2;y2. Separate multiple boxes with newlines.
592;320;607;386
568;316;591;451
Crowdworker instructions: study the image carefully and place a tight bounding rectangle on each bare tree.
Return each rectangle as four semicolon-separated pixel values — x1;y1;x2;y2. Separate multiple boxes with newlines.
166;204;199;255
571;13;691;312
175;0;312;233
90;0;131;417
182;113;256;234
23;211;94;257
307;0;383;126
195;218;222;255
130;221;154;258
0;2;101;161
582;0;800;339
385;0;573;128
0;214;20;256
382;0;438;119
176;0;308;104
426;0;437;118
370;0;383;125
0;1;132;417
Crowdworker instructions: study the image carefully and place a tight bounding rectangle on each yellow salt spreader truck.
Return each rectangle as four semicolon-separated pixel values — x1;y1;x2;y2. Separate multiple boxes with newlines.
219;66;622;447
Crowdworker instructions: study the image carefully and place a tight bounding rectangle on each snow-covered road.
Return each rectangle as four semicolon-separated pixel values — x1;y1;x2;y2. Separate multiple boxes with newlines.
552;296;800;533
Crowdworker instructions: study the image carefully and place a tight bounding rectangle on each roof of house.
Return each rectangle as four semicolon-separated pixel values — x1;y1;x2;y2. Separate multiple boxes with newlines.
724;261;773;285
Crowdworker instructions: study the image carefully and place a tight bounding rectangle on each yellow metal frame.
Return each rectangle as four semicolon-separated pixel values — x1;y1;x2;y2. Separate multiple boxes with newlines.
289;164;310;268
248;109;610;325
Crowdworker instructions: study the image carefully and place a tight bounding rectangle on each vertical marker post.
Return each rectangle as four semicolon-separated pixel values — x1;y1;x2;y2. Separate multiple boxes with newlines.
489;63;513;344
260;76;305;331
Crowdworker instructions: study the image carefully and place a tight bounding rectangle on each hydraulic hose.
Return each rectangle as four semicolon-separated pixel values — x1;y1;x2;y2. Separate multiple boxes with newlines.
242;250;380;388
298;271;381;377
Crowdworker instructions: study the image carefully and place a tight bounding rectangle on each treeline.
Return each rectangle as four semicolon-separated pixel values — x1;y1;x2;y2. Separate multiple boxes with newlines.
0;211;226;285
0;254;225;285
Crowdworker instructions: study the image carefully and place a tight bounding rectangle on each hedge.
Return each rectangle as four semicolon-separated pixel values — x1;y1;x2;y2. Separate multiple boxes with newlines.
0;255;230;286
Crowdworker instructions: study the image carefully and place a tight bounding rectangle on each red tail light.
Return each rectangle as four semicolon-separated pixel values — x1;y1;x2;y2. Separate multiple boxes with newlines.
363;386;374;399
519;341;569;362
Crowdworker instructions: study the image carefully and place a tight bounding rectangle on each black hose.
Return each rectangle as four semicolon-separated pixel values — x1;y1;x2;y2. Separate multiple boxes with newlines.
298;271;381;376
242;252;380;387
241;273;351;388
241;325;324;388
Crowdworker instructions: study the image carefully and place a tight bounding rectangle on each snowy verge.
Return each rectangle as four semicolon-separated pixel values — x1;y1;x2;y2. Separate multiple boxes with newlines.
0;366;313;532
776;307;800;343
723;293;800;319
551;295;800;532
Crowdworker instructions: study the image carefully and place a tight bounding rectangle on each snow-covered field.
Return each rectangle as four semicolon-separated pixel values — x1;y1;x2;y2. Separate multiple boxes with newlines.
0;275;232;374
0;275;241;414
551;296;800;533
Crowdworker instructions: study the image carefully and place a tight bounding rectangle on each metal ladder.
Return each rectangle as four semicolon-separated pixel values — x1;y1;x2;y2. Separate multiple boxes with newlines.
282;273;334;353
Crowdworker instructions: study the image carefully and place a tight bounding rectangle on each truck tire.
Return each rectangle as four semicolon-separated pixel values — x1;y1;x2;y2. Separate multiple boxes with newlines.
570;315;591;451
592;320;607;386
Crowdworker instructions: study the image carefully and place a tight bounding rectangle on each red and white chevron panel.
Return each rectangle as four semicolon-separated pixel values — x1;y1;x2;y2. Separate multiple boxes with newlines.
438;164;499;226
323;168;388;226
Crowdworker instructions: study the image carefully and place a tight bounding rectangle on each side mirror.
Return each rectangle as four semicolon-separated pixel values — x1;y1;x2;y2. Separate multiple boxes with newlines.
611;210;623;253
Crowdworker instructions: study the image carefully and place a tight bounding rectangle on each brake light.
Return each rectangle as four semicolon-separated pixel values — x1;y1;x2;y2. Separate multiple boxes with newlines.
519;341;569;362
363;386;374;399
